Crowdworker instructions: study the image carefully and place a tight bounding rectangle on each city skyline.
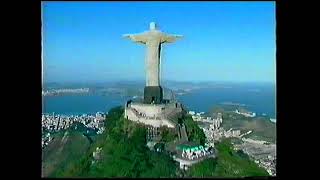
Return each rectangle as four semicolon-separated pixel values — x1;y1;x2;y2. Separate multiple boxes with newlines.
42;2;276;84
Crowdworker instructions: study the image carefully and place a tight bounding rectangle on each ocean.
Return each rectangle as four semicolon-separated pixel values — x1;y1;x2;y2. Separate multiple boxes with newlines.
177;87;275;119
42;84;276;119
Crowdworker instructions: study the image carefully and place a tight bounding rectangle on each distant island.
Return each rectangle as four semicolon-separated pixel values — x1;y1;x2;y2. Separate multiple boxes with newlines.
220;102;246;107
42;88;90;96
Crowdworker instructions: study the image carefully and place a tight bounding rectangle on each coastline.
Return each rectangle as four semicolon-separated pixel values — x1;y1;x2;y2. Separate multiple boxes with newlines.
43;86;276;119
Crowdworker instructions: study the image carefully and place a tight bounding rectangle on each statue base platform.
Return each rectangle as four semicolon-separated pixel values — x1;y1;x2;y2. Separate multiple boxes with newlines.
124;101;184;128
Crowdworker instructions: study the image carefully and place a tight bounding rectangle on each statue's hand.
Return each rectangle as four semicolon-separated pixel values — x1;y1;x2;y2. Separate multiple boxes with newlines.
161;34;183;43
122;33;147;44
122;34;131;38
174;35;183;39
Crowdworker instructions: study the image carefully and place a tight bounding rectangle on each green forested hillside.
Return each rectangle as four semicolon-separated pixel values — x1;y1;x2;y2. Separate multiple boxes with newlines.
210;106;276;143
43;106;270;178
183;114;206;145
186;139;268;177
42;130;91;177
50;106;177;178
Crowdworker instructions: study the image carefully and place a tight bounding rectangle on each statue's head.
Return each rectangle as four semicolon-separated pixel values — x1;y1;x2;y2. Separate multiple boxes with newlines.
149;22;157;30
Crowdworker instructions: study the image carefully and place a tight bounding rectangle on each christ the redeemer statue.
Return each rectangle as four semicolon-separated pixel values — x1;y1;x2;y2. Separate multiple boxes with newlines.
123;22;182;104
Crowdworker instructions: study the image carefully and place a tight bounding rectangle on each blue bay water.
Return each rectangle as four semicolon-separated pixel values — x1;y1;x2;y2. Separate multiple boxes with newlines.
176;86;275;119
42;95;128;116
43;84;276;118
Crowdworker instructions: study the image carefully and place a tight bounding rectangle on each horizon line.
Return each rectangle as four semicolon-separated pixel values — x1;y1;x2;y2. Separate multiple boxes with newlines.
43;80;276;84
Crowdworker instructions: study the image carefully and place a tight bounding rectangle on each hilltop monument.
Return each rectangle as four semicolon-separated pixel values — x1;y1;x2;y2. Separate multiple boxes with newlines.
123;22;182;104
123;22;184;128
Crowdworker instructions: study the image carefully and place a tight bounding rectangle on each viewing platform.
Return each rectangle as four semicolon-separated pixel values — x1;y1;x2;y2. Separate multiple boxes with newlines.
173;143;216;170
124;100;184;128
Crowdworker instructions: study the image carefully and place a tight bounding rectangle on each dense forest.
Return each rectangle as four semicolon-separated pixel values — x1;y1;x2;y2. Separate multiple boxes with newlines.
187;139;268;177
183;114;206;145
50;106;177;177
44;106;269;178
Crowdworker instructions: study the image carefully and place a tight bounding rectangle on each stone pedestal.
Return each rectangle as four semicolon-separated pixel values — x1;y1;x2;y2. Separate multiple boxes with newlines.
144;86;163;104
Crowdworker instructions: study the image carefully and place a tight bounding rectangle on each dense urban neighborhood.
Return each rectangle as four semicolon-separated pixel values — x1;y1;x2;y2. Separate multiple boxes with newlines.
42;112;105;148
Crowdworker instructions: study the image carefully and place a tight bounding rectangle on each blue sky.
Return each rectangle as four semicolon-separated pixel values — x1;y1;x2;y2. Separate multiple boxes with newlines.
42;1;275;84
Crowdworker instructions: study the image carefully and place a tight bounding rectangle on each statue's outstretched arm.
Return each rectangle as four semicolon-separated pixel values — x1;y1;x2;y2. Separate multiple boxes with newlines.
161;34;183;43
123;33;148;44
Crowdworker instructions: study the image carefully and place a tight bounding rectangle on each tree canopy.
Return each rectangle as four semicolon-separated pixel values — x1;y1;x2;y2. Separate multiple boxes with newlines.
183;114;206;145
45;106;270;178
186;139;269;177
53;106;177;178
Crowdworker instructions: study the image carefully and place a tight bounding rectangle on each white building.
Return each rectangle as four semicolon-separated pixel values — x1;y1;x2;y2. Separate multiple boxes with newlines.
188;111;195;115
235;109;256;117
